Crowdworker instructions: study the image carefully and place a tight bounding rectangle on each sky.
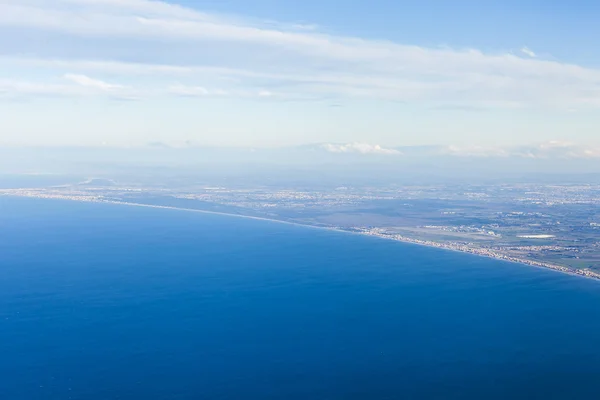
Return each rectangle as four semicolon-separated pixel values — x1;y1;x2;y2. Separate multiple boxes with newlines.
1;0;600;149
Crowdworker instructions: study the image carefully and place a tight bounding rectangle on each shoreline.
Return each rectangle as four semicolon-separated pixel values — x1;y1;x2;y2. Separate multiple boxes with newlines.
356;230;600;282
5;193;600;282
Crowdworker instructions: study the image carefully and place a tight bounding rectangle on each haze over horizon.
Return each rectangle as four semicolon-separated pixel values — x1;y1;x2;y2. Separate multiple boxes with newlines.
2;0;600;148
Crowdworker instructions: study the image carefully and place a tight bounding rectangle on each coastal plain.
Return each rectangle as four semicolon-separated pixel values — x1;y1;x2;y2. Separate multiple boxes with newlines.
4;177;600;279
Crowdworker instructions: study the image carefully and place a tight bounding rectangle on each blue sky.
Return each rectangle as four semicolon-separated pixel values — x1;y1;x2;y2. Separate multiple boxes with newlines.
191;0;600;62
1;0;600;152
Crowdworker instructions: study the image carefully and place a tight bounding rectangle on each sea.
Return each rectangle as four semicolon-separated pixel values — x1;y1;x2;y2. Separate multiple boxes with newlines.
2;196;600;399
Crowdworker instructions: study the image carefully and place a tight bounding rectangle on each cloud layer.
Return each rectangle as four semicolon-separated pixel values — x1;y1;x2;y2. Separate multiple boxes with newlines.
313;141;600;158
423;141;600;159
1;0;600;109
321;143;401;155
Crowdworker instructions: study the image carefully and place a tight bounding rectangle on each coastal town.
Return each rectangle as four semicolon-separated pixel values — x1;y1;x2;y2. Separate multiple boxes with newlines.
354;227;600;280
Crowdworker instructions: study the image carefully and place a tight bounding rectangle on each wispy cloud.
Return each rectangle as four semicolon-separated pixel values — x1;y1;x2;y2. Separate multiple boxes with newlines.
168;84;212;97
441;145;510;158
63;73;123;91
321;143;401;155
0;79;82;97
0;74;138;100
167;84;282;99
440;141;600;159
1;0;600;109
520;46;536;58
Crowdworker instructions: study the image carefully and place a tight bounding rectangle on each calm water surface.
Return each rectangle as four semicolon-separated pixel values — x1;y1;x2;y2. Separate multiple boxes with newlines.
1;197;600;399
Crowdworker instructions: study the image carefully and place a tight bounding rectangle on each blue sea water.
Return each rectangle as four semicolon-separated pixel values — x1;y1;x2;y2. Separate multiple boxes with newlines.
2;197;600;399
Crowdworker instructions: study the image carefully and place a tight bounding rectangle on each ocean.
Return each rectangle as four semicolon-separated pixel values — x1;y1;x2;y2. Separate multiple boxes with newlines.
2;196;600;399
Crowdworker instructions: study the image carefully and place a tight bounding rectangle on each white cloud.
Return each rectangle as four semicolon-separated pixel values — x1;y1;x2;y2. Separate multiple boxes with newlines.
520;46;536;58
441;145;510;158
63;73;123;91
168;84;210;97
1;0;600;109
0;75;137;100
322;143;401;155
0;79;83;97
1;57;198;76
258;90;273;97
440;141;600;159
167;84;279;99
514;141;600;158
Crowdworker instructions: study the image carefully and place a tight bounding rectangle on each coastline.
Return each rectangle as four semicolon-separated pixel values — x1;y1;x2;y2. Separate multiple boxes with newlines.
4;193;600;282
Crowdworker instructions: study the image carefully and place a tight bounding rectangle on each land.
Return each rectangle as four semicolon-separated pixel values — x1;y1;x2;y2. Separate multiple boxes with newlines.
3;175;600;280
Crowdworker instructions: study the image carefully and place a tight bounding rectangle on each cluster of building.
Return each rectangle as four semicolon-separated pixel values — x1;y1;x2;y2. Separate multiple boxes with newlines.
356;227;600;280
